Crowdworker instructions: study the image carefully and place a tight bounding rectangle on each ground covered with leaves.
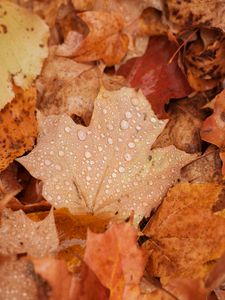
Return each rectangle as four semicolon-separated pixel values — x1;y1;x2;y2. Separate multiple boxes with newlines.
1;0;225;299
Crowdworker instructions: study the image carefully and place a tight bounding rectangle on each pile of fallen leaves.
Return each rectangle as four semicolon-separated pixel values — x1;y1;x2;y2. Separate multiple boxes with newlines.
1;0;225;299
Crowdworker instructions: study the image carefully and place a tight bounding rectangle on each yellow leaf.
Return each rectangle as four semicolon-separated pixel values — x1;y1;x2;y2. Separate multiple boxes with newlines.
0;0;49;109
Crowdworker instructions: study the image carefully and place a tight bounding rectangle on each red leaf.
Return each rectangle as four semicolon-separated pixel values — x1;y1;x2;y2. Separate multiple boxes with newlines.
117;36;192;119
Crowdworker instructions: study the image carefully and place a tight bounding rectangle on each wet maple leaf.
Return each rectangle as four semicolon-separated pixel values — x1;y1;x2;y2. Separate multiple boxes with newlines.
56;11;129;66
0;87;38;171
0;256;49;300
117;36;192;119
18;87;194;223
0;209;59;257
0;0;49;109
143;183;225;283
84;222;147;300
201;89;225;175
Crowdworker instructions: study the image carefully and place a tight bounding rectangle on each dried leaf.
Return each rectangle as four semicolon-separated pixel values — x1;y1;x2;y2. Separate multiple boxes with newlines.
84;222;147;300
0;0;49;108
18;87;194;223
117;36;192;118
201;89;225;175
183;28;225;91
0;209;59;257
143;183;225;283
56;11;129;66
0;256;49;300
166;0;225;30
0;87;38;171
0;164;22;208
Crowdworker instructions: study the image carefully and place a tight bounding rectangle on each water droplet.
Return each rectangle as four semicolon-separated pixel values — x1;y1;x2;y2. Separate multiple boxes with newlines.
87;166;92;171
150;117;157;123
125;111;132;119
131;97;138;106
107;123;114;130
50;151;54;155
86;176;91;181
112;172;117;178
128;142;135;149
124;153;132;161
55;164;62;171
120;120;129;130
58;150;64;157
149;181;153;185
98;146;103;152
44;159;51;166
77;130;86;141
57;195;61;200
107;138;113;145
85;151;92;159
64;126;71;133
136;125;141;131
90;161;95;165
118;166;125;173
103;109;107;114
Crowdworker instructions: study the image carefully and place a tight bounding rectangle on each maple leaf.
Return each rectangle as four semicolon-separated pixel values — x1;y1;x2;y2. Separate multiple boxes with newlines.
0;256;49;300
56;11;129;66
117;36;192;119
0;0;49;109
0;209;59;257
201;89;225;175
18;87;194;222
143;183;225;283
84;222;147;300
0;87;38;171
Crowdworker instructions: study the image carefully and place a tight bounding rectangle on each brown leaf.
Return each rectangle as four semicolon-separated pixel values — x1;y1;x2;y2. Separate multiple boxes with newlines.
143;183;225;283
201;89;225;175
84;222;147;299
152;92;208;153
166;0;225;30
0;256;50;300
206;251;225;291
0;209;59;257
0;164;22;208
56;11;129;66
0;87;37;171
18;87;194;223
183;28;225;91
180;146;223;184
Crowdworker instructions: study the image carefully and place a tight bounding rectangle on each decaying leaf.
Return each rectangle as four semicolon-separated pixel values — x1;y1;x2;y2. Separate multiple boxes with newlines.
0;0;49;109
152;92;209;153
181;146;223;184
166;0;225;30
183;28;225;91
143;183;225;283
0;87;38;171
117;36;192;118
37;53;125;123
201;89;225;175
18;87;194;223
0;209;59;257
84;222;147;299
56;11;129;66
0;256;50;300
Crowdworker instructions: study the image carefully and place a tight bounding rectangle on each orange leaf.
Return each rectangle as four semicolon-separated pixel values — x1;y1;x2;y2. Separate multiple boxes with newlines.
143;183;225;283
84;222;147;300
57;11;129;66
0;86;37;171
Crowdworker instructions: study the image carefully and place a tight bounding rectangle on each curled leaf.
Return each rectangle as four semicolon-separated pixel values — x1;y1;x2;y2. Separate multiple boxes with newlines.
18;87;195;223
